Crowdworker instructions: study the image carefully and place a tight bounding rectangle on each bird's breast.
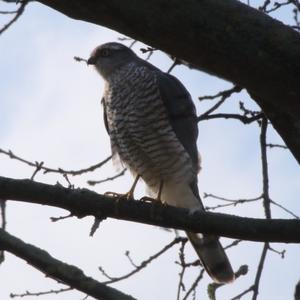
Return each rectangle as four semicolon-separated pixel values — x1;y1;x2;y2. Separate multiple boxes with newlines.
105;66;196;188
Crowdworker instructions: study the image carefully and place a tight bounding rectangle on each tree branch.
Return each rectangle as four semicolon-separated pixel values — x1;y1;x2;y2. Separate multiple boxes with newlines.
0;148;112;176
0;176;299;243
0;1;27;35
33;0;300;163
0;228;136;300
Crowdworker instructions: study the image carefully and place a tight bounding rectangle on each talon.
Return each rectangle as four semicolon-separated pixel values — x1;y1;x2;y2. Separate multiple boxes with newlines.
104;191;125;198
140;196;157;203
125;191;134;200
104;175;140;200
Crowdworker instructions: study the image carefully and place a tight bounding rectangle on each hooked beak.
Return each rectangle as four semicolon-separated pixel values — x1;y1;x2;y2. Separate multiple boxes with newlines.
87;55;96;65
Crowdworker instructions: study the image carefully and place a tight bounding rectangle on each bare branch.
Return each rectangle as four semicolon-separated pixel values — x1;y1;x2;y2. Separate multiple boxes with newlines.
74;56;88;63
204;194;262;210
267;143;288;150
224;239;243;250
10;287;72;298
167;58;181;73
230;286;254;300
0;10;19;14
0;199;6;264
87;169;126;186
295;279;300;300
0;2;27;35
260;0;294;13
0;199;6;231
99;237;185;284
1;176;300;243
198;112;263;124
252;243;269;300
267;244;285;258
176;239;189;300
181;269;205;300
197;97;227;120
0;148;111;176
270;199;299;219
260;117;271;219
0;228;136;300
198;86;243;101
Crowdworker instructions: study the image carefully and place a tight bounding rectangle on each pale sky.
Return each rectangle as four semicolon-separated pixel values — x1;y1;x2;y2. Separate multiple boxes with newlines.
0;1;299;300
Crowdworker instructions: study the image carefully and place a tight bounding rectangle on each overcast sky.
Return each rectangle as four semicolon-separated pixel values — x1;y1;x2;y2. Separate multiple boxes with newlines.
0;1;299;300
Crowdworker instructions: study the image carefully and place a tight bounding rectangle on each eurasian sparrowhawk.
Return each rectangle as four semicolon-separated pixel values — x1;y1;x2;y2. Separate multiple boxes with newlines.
88;42;234;283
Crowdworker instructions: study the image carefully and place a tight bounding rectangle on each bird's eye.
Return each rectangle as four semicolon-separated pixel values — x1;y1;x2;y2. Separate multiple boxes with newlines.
100;48;111;57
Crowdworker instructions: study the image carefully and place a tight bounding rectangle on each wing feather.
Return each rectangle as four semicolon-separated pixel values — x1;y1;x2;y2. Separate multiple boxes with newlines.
157;72;201;200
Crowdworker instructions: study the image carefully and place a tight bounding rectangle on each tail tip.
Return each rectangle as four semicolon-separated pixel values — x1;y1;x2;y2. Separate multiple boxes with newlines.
212;271;235;284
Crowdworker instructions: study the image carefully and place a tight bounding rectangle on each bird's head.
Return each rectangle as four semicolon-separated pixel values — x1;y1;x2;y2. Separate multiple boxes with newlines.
87;42;137;79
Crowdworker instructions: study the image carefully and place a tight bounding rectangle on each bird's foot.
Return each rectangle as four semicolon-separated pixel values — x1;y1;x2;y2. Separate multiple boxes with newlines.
105;192;134;217
140;196;169;206
104;191;134;200
140;196;157;203
188;206;203;216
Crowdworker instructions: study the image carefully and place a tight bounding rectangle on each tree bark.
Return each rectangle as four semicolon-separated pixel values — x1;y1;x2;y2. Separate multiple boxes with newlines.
1;176;300;243
34;0;300;163
0;228;136;300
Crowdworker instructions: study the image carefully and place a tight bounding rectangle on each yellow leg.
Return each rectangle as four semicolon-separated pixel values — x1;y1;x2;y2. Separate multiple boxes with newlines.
126;175;140;199
105;175;140;200
140;180;164;203
157;180;164;202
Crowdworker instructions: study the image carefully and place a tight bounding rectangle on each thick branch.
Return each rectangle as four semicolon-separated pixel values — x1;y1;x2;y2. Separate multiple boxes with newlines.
33;0;300;163
0;176;299;243
0;228;135;300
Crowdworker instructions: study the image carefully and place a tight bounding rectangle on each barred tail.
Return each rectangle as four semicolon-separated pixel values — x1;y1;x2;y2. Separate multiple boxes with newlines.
186;232;235;283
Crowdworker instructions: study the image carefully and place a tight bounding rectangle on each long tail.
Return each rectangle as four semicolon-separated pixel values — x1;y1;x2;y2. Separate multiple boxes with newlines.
158;182;235;283
186;232;235;283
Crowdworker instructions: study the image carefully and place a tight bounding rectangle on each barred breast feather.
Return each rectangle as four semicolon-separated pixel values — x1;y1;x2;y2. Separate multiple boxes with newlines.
101;57;234;283
104;62;197;207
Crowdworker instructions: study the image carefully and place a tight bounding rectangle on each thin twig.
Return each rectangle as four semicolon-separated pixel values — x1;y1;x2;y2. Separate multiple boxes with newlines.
270;199;299;219
0;199;6;264
252;243;269;300
167;58;180;73
198;97;227;120
99;237;186;284
204;193;262;210
176;239;188;300
295;280;300;300
198;86;242;101
87;169;126;186
10;287;73;298
230;286;254;300
260;117;271;219
50;214;73;222
224;239;243;250
89;217;105;237
266;143;288;149
181;269;205;300
0;2;27;35
0;148;111;176
0;10;18;14
198;112;263;124
267;244;285;258
0;228;136;300
125;251;138;268
250;116;272;300
0;199;6;231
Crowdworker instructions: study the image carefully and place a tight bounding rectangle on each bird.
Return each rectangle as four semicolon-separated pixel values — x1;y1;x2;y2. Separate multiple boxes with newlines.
87;42;235;283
